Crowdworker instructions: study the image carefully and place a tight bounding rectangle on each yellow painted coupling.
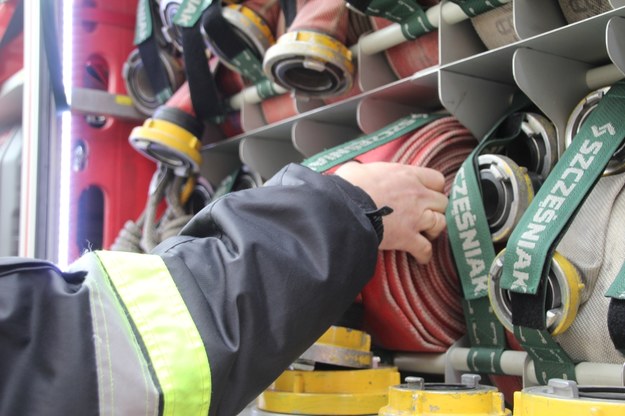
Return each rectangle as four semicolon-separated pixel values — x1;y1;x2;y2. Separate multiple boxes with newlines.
379;374;511;416
299;326;374;369
129;117;202;175
488;249;585;335
565;86;625;176
262;30;354;97
258;366;400;415
514;379;625;416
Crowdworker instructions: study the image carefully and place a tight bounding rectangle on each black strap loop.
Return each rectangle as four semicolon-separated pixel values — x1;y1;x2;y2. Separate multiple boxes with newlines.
179;19;224;123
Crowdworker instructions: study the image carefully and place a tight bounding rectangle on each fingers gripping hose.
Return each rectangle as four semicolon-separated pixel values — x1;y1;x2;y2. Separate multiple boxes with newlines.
358;116;478;351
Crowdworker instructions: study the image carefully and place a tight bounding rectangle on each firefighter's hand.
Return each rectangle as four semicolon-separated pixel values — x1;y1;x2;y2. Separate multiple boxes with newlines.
334;161;448;264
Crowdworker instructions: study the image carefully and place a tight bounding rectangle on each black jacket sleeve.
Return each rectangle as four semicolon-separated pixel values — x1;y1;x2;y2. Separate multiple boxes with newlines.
152;163;381;416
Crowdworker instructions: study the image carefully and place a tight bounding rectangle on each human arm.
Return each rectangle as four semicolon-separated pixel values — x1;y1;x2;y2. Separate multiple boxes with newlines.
154;161;448;415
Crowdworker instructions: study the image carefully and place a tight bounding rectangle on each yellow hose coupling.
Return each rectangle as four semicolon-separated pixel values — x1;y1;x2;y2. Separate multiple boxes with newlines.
258;366;400;415
263;30;354;97
298;325;374;369
514;379;625;416
202;4;275;70
488;249;585;336
129;108;203;176
566;86;625;176
379;374;511;415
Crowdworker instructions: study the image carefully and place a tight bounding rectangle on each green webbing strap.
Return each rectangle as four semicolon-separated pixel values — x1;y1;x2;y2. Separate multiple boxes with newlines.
607;265;625;299
231;50;269;85
449;0;509;17
96;251;211;416
500;80;625;383
255;78;280;100
445;94;529;374
302;113;445;173
346;0;435;40
502;80;625;294
174;0;214;27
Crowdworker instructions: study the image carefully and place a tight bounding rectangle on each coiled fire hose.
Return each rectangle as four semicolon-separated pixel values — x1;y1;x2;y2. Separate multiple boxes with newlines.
558;0;612;24
494;79;625;384
369;16;439;80
344;0;511;55
303;113;477;352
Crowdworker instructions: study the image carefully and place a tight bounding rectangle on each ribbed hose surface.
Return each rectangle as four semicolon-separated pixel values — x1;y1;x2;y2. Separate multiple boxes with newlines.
555;173;625;364
290;0;350;42
370;16;439;80
471;3;518;50
357;116;477;352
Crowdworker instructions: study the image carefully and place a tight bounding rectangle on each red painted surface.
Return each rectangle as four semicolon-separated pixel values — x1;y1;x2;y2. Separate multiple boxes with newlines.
68;0;154;261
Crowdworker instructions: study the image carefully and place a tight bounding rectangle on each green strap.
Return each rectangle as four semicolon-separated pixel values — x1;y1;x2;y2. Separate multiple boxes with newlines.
174;0;214;27
502;80;625;294
255;78;280;100
302;113;445;173
445;94;528;373
606;257;625;299
499;80;625;383
232;50;269;85
449;0;509;17
134;0;152;45
514;326;576;383
96;251;212;416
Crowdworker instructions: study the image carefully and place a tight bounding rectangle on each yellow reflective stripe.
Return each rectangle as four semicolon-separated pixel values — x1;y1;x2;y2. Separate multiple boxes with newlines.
96;251;211;416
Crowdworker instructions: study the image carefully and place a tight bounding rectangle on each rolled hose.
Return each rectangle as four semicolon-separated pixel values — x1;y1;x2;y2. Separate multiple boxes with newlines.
470;2;519;50
351;116;478;352
370;16;439;80
558;0;612;24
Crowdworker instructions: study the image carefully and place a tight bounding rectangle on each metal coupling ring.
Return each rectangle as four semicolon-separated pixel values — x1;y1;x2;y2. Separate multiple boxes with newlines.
565;86;625;176
488;249;585;336
202;4;275;71
258;366;400;415
503;113;558;180
262;30;354;97
515;378;625;416
379;374;511;416
122;48;185;116
298;325;374;369
478;154;534;243
129;108;203;176
158;0;185;52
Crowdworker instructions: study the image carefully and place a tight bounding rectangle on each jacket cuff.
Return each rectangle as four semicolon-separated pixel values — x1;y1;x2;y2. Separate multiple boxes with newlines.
325;174;392;244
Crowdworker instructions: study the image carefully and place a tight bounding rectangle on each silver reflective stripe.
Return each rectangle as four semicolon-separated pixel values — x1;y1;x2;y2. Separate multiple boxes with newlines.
70;253;159;416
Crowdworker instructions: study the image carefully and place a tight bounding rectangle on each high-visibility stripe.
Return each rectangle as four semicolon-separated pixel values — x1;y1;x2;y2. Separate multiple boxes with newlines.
96;251;211;416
